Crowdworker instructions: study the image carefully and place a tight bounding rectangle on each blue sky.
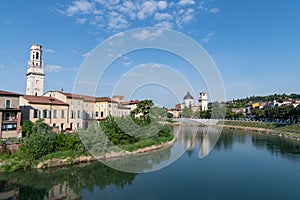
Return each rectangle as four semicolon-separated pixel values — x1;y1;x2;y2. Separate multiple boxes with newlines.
0;0;300;107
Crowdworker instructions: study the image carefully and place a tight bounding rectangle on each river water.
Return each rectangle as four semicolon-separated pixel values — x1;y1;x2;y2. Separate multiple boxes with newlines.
1;125;300;200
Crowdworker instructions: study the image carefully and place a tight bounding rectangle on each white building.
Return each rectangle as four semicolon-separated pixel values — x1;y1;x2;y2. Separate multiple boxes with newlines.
198;92;208;111
181;91;195;109
26;44;44;96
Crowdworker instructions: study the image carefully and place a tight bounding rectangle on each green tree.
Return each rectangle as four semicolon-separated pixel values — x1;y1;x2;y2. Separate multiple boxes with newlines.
133;100;154;120
20;132;56;162
181;107;193;118
21;120;34;137
31;119;52;134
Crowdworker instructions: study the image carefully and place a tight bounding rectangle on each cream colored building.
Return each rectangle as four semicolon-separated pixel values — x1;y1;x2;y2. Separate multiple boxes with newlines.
20;95;69;132
44;91;84;130
167;108;181;118
121;100;140;112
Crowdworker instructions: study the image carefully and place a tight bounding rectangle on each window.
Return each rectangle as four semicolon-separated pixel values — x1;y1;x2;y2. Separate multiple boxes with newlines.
43;109;47;118
33;109;38;118
71;110;75;119
77;123;80;129
2;123;17;131
70;123;73;130
61;110;65;118
61;123;64;131
78;101;81;105
108;104;111;107
101;111;104;118
53;110;57;118
5;99;11;108
36;52;39;60
4;113;10;121
48;110;51;119
95;111;99;117
77;111;81;118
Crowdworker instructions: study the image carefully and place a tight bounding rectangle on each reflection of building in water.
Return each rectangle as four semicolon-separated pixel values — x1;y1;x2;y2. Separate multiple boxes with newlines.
173;125;221;158
0;181;19;200
173;125;198;151
199;126;222;158
45;182;80;200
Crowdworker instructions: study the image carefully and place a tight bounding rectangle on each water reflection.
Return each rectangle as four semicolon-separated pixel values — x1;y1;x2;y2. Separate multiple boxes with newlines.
0;162;136;200
1;126;300;199
173;125;222;158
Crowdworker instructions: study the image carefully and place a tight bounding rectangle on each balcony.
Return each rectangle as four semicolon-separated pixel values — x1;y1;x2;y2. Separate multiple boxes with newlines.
2;117;18;122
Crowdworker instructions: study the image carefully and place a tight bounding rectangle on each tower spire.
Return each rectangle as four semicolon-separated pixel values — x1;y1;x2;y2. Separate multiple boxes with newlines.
26;44;44;96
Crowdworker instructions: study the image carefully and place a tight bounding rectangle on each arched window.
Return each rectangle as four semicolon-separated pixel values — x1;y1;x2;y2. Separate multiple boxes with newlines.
36;52;39;59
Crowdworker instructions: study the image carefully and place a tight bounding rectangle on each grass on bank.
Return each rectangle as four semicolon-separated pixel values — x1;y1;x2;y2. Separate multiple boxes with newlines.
220;120;300;134
120;135;174;152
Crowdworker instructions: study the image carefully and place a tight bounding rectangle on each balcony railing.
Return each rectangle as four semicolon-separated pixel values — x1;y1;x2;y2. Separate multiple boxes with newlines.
2;117;18;122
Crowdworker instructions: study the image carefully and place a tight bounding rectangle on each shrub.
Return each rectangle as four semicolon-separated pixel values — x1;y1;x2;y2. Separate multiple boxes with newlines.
20;132;56;162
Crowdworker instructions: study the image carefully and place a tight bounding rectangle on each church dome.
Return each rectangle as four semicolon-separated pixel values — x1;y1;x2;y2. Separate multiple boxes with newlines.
183;91;194;100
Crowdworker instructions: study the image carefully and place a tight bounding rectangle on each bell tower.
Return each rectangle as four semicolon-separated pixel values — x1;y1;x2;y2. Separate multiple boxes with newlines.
198;92;208;111
26;44;44;96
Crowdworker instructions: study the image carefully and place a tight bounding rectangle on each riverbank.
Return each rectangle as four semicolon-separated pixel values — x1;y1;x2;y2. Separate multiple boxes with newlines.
0;137;176;173
171;119;300;141
218;121;300;141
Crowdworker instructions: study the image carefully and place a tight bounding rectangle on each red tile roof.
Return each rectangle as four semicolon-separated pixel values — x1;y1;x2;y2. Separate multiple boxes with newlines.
22;95;69;106
96;97;118;103
0;90;22;97
121;100;140;105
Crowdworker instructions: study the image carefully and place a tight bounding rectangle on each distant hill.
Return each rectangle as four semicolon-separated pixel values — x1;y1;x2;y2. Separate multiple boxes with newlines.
228;93;300;108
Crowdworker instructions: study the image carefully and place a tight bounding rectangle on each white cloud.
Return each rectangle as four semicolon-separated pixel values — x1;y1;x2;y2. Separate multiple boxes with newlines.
108;13;129;30
124;62;131;66
155;21;173;29
44;49;55;53
200;31;215;44
66;0;94;16
149;64;162;69
178;0;195;6
137;1;158;20
181;8;194;23
209;8;219;14
154;13;173;21
71;49;79;54
45;65;63;72
82;52;91;57
132;29;163;41
62;0;219;31
76;18;87;24
158;1;168;10
199;2;219;14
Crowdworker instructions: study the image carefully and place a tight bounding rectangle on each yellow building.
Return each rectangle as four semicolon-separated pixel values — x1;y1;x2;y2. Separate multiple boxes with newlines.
252;102;260;108
20;95;69;132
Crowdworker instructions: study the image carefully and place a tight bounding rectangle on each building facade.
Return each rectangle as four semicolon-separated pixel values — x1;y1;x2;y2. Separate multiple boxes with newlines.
181;91;195;109
0;90;22;139
20;95;69;132
198;92;208;111
26;44;44;96
44;91;84;130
